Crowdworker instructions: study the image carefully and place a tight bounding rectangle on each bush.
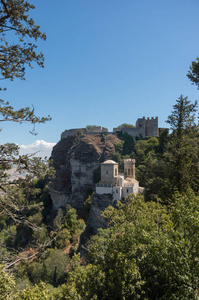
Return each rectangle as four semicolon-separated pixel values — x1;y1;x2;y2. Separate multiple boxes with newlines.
32;225;48;244
0;265;16;299
55;228;71;249
53;209;64;231
75;129;84;138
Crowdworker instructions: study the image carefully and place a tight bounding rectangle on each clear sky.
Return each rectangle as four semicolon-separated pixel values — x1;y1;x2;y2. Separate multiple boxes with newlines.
1;0;199;156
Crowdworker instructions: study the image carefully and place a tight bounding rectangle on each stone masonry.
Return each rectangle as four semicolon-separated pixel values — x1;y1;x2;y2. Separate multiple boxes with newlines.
61;117;159;140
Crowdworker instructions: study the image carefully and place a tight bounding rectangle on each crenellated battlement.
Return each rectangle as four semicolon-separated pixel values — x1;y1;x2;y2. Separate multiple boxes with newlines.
147;116;158;120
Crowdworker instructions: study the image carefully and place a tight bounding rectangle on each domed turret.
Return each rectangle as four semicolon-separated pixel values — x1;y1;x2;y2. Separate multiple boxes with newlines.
101;160;118;185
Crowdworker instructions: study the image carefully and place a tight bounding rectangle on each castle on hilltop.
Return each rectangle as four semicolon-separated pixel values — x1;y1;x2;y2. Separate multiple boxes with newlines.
61;116;159;140
96;159;144;201
113;116;158;139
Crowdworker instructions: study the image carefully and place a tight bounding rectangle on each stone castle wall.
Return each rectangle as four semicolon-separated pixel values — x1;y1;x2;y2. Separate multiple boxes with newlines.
117;127;144;138
61;126;108;139
113;117;158;139
61;117;159;140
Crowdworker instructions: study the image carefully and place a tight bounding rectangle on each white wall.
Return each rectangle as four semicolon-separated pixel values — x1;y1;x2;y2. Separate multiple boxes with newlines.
122;186;133;198
113;187;122;201
96;186;113;195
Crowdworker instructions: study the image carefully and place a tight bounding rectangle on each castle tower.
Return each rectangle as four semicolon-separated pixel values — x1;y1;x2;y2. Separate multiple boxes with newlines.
124;159;135;179
145;117;158;137
101;160;118;185
135;117;146;137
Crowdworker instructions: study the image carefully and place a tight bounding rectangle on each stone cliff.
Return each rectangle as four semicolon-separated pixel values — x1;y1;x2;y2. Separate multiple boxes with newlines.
50;133;121;213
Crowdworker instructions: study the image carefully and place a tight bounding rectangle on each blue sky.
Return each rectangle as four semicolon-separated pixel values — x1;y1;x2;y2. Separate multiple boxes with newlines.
1;0;199;156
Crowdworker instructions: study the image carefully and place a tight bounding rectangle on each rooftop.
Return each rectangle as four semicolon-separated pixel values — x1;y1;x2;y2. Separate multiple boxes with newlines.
101;160;118;165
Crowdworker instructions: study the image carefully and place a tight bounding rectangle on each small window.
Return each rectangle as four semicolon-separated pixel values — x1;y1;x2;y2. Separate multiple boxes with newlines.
131;169;134;175
128;169;130;175
106;170;108;174
116;189;118;193
127;189;129;193
115;168;118;176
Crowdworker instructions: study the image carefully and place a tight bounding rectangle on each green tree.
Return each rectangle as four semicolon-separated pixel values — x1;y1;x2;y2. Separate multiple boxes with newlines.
55;228;71;249
134;136;159;165
187;57;199;89
116;131;135;156
64;205;85;236
0;264;16;299
166;95;197;138
62;192;199;299
86;125;98;131
140;97;199;201
0;0;51;127
74;129;84;138
0;0;52;214
17;282;55;299
117;123;135;128
165;96;199;193
0;0;46;82
0;1;54;275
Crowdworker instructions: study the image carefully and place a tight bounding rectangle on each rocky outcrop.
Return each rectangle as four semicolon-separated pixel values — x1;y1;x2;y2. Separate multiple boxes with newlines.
87;193;113;233
50;133;121;213
80;193;113;247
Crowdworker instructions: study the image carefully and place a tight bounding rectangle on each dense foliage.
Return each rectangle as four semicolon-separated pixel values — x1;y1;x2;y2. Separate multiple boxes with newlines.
61;190;199;299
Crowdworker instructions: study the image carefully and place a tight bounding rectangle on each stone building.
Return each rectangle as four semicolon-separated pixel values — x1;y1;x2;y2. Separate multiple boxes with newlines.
96;159;144;201
113;117;158;139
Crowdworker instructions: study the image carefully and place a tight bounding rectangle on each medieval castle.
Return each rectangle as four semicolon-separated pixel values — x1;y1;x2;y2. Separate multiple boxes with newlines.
61;116;159;140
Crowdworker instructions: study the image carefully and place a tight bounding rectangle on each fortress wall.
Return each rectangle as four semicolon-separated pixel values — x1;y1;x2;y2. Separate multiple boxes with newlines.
87;126;108;133
121;127;145;139
113;127;122;132
61;127;108;139
88;126;102;132
61;128;86;139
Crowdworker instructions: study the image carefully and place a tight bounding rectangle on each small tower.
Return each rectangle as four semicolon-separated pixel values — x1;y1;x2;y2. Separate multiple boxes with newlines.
101;160;118;185
124;159;135;179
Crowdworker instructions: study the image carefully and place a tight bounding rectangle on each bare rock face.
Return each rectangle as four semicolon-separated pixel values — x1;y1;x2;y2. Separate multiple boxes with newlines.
87;193;113;233
50;134;121;213
80;193;113;248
